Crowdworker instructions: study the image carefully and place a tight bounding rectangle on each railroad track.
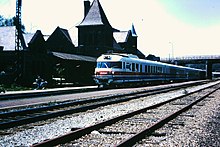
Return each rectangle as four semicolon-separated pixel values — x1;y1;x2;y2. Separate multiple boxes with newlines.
31;81;220;147
0;81;205;130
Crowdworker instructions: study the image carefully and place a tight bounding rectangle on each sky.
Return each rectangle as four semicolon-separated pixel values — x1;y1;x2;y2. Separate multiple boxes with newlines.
0;0;220;58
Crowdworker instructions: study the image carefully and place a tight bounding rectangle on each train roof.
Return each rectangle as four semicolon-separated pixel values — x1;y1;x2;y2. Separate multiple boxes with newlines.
97;53;205;72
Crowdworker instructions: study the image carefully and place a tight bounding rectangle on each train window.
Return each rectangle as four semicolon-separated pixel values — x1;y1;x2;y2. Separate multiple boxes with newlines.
97;62;108;68
132;63;135;71
136;64;139;72
158;67;162;73
145;65;147;73
111;62;122;68
145;65;149;73
148;66;151;73
151;66;154;73
140;65;143;73
163;67;166;73
170;67;176;74
156;66;160;73
96;62;122;69
154;66;156;73
126;63;131;70
123;62;125;69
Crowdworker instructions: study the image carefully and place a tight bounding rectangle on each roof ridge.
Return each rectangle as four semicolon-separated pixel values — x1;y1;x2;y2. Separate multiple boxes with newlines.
59;27;73;43
131;23;137;37
77;0;112;27
29;30;44;44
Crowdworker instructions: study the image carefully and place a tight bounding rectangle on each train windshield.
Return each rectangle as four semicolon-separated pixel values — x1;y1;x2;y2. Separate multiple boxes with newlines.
96;62;122;69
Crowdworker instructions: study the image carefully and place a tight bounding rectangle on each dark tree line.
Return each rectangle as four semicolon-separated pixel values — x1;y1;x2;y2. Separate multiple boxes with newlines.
0;15;25;32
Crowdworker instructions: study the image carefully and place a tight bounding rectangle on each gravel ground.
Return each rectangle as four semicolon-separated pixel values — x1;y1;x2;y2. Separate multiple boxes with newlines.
0;81;219;146
166;88;220;146
137;85;220;147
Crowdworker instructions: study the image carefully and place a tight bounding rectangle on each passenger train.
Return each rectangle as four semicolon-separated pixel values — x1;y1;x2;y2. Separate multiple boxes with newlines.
94;53;206;87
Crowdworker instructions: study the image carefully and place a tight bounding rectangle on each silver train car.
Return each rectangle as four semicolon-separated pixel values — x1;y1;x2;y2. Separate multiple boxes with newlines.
94;53;206;87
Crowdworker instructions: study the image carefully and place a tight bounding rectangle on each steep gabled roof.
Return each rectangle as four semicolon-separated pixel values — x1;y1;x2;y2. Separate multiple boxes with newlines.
59;27;72;43
27;30;46;52
77;0;111;27
28;30;44;45
47;26;73;44
131;23;137;37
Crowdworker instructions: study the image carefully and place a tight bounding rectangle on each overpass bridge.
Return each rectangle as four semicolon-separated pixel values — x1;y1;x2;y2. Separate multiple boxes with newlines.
161;55;220;79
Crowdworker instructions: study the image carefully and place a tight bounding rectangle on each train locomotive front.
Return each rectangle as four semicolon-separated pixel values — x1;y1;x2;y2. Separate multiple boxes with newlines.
94;54;125;87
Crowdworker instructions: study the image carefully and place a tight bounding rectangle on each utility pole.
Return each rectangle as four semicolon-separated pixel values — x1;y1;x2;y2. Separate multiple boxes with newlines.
15;0;22;51
169;42;174;60
14;0;22;83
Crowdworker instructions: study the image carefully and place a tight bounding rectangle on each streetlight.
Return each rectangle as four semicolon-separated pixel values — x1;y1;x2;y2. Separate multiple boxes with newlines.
169;42;174;59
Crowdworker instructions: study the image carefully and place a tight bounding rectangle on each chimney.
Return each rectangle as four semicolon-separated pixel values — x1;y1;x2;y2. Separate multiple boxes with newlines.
84;0;90;17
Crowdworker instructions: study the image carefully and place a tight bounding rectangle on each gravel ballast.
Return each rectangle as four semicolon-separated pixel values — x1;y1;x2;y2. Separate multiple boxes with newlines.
0;81;219;146
160;89;220;146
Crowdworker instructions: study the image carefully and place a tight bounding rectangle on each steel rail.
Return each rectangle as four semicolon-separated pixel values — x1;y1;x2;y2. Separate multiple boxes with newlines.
31;81;219;147
0;83;190;130
0;85;180;118
0;80;205;118
116;86;220;146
